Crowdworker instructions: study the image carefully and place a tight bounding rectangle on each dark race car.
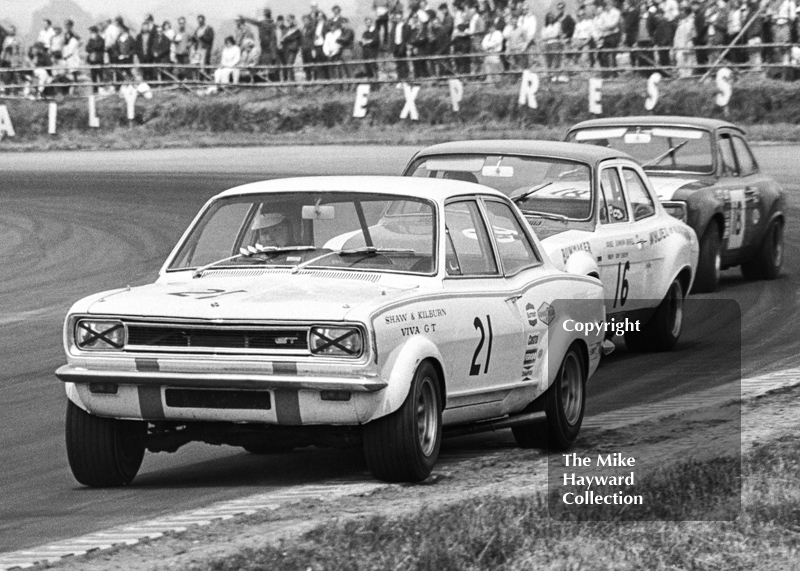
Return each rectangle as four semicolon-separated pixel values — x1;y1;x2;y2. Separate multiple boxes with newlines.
566;116;786;293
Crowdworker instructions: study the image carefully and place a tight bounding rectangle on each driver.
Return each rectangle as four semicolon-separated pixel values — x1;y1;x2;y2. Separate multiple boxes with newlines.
251;211;292;247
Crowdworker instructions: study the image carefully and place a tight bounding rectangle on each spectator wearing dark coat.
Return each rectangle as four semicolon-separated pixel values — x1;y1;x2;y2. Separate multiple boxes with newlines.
390;11;411;80
86;26;105;90
152;24;172;81
281;15;302;81
300;14;319;79
360;16;381;78
192;14;215;69
116;27;136;80
242;9;278;79
135;20;156;80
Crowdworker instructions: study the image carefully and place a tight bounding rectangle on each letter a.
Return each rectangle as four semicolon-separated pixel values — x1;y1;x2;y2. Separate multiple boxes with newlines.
589;78;603;115
715;67;732;108
518;70;540;109
399;83;420;121
0;105;16;137
449;79;463;112
353;84;370;118
644;72;661;111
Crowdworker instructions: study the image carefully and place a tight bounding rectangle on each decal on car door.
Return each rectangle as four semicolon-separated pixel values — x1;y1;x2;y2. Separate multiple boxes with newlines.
728;189;746;250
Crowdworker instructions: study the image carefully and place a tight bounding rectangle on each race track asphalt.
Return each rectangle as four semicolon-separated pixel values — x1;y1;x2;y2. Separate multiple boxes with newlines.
1;145;798;552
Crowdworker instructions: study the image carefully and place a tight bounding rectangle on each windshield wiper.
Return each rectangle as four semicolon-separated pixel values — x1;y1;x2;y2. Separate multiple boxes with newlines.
642;140;689;168
193;245;315;278
512;182;553;203
291;247;416;273
520;210;570;222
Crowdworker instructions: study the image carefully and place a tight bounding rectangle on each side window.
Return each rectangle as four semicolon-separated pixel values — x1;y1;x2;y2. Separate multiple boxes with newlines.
483;200;541;275
444;200;499;276
718;135;738;176
622;168;656;221
732;136;757;176
599;167;629;224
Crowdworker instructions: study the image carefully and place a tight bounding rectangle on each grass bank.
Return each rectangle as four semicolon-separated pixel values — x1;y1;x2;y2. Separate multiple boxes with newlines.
2;76;800;151
197;440;797;571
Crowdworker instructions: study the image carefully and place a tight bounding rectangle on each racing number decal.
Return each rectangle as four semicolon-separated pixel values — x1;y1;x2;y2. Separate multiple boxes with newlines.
613;261;630;309
469;315;494;376
728;189;746;249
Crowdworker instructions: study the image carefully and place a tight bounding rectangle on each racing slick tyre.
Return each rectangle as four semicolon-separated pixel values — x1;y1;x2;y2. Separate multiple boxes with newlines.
363;360;442;483
512;344;586;451
65;400;147;487
625;278;684;352
741;219;784;281
693;224;722;293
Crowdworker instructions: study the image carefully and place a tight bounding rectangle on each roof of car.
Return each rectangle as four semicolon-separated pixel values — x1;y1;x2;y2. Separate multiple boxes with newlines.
411;139;632;165
568;115;744;133
215;175;507;202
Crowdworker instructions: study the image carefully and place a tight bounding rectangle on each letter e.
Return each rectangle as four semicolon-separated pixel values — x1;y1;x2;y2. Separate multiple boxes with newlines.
353;84;370;118
588;78;603;115
449;79;463;112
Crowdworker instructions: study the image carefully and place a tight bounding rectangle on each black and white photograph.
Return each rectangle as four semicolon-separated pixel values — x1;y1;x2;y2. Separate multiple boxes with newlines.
0;0;798;569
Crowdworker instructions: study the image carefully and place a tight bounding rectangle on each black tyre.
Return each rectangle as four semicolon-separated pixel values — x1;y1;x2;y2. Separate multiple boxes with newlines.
625;278;684;352
741;219;784;281
363;360;442;483
65;400;146;487
512;345;586;451
693;224;722;293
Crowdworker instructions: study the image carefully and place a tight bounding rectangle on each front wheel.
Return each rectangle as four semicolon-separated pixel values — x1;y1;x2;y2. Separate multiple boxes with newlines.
741;219;783;281
363;361;442;483
65;400;147;487
626;277;684;352
693;224;721;293
512;345;586;450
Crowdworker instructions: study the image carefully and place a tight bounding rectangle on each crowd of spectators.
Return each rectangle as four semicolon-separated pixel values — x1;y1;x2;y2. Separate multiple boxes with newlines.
1;0;799;96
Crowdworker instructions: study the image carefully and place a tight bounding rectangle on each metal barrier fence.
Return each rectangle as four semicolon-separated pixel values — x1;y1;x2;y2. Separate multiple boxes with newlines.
1;42;797;98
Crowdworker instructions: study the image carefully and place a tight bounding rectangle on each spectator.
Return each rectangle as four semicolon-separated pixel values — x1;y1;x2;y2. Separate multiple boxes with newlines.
116;26;136;81
332;6;356;79
541;12;564;75
622;0;639;65
310;4;329;79
505;10;528;69
50;26;66;62
596;0;623;72
468;5;486;73
214;36;241;85
234;17;255;48
64;19;76;43
573;5;598;67
135;20;155;80
727;0;746;64
361;16;381;78
653;2;675;70
239;37;261;82
28;42;52;97
374;0;394;45
633;1;658;71
1;26;23;90
390;10;411;80
86;26;105;91
282;15;302;81
193;14;215;70
432;4;454;76
481;17;505;81
301;14;318;79
408;10;430;78
517;3;538;68
674;4;696;77
61;29;81;86
38;20;56;51
691;0;709;71
773;0;796;74
152;23;172;81
162;21;176;63
173;17;191;67
452;2;473;74
556;1;577;45
706;0;729;65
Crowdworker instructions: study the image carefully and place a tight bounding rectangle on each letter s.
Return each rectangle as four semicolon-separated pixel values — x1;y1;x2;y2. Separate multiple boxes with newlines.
645;72;661;111
715;68;732;108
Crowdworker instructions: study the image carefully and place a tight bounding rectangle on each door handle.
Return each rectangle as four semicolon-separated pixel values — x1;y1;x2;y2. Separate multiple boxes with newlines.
504;294;523;303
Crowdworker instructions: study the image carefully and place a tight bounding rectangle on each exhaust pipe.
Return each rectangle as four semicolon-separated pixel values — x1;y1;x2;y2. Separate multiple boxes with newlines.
444;411;547;438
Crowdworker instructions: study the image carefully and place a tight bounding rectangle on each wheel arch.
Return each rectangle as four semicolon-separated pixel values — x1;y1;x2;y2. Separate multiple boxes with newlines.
676;265;693;298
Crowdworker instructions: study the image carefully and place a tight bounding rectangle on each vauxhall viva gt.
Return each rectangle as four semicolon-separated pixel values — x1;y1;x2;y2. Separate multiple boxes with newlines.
57;176;605;486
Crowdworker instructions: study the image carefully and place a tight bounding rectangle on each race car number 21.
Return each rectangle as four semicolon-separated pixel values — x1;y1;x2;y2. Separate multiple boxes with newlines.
470;315;494;376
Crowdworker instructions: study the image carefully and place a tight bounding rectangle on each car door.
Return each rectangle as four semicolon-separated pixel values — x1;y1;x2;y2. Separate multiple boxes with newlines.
440;198;524;410
730;134;769;256
593;162;650;315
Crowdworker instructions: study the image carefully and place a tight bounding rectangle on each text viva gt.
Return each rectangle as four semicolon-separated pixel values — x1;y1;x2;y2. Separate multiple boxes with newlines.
57;176;606;486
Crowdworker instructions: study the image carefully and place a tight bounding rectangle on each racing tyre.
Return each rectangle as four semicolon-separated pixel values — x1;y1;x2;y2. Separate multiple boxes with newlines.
625;278;684;352
741;219;783;281
363;361;442;483
693;224;722;293
512;345;586;451
65;400;147;487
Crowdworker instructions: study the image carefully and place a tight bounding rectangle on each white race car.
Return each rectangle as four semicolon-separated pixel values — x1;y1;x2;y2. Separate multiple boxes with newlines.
404;141;699;352
57;176;605;486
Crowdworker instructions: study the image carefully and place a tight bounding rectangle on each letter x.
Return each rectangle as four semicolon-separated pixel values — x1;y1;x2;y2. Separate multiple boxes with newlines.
399;84;420;121
77;322;124;349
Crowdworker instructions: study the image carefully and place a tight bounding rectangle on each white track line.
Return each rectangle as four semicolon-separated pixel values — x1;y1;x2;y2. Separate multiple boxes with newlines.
2;370;798;571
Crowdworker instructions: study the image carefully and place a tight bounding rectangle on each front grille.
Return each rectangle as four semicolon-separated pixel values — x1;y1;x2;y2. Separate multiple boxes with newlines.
125;324;308;355
165;389;271;409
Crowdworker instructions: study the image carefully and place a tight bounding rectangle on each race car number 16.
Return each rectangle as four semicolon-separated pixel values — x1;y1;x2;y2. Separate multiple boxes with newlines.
613;261;630;309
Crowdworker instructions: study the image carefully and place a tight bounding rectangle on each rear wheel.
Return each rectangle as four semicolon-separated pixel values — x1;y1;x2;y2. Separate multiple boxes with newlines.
741;219;783;281
693;224;722;293
65;400;146;487
363;361;442;482
626;278;684;352
512;345;586;450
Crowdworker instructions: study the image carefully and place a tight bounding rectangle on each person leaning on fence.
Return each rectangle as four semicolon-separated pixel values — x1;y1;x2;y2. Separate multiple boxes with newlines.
310;5;329;80
151;24;172;82
281;15;302;81
135;20;156;81
214;36;241;86
28;42;52;97
173;17;191;73
572;5;597;68
596;0;623;72
408;11;430;78
391;10;411;80
331;7;356;80
86;27;105;92
360;17;381;79
192;15;215;72
468;5;486;74
481;17;504;81
1;26;23;91
673;4;696;77
238;37;261;83
542;12;564;76
300;14;318;79
116;26;135;82
452;3;472;74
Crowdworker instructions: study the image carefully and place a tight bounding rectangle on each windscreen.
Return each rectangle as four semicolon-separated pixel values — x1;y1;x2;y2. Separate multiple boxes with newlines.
169;192;437;275
406;154;593;221
567;127;713;174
